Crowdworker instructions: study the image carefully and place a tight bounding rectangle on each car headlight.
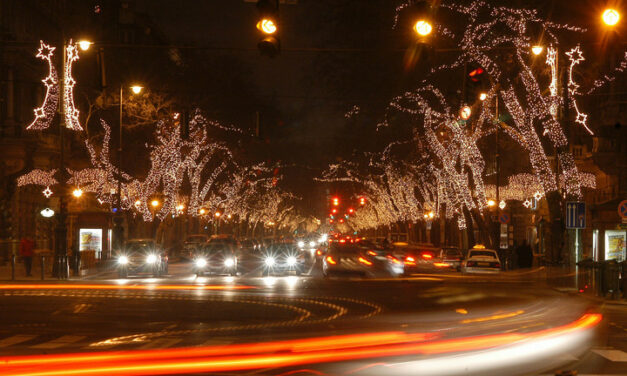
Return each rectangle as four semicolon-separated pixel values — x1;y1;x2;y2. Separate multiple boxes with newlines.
265;256;275;267
195;258;207;268
297;241;305;248
309;241;316;248
287;256;297;266
224;258;235;267
146;254;158;264
118;256;129;265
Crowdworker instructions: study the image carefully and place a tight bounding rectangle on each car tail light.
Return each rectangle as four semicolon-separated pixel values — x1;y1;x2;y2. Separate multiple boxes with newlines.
326;256;337;265
367;250;377;256
434;262;450;267
422;253;433;259
358;257;373;266
387;255;401;264
405;256;416;265
339;239;346;244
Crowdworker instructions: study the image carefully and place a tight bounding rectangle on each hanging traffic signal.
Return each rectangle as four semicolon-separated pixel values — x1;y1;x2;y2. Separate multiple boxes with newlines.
256;0;280;57
359;197;366;206
466;65;489;104
332;197;340;206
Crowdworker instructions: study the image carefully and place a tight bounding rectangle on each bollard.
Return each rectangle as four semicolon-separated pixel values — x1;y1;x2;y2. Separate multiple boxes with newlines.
40;255;45;280
11;254;16;281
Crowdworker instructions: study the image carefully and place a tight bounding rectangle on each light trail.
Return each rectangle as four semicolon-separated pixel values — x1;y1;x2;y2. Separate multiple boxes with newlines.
0;284;254;291
0;314;601;376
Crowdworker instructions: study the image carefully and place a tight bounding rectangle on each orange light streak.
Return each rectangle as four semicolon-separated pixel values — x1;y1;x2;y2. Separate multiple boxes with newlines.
0;314;601;376
0;284;254;291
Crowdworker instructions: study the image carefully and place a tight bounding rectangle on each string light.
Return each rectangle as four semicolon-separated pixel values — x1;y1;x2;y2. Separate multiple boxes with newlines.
26;41;58;130
63;41;83;130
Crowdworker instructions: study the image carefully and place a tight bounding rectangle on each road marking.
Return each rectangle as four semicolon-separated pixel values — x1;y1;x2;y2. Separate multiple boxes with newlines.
0;335;36;348
591;348;627;362
31;335;86;349
138;337;183;349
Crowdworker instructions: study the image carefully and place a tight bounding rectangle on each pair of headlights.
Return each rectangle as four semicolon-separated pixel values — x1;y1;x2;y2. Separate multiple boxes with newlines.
297;241;317;249
117;254;158;265
265;256;297;267
195;258;235;268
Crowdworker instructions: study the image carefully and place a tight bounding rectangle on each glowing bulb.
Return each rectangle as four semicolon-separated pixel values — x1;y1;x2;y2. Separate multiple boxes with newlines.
151;200;159;207
130;85;143;94
72;188;83;198
602;9;620;26
531;45;544;55
199;208;206;215
499;200;506;209
134;200;141;207
176;204;184;211
40;208;55;218
479;92;487;101
414;20;433;36
460;105;472;120
77;40;92;51
257;19;277;34
487;199;496;207
215;211;221;217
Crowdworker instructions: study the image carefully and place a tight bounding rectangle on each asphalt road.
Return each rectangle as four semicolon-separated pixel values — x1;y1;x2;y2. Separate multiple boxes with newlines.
0;262;625;376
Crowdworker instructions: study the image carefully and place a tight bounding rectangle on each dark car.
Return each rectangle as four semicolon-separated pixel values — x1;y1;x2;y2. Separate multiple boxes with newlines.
439;247;464;271
260;242;307;276
322;243;403;278
116;239;168;278
401;244;449;274
182;234;209;259
192;243;238;276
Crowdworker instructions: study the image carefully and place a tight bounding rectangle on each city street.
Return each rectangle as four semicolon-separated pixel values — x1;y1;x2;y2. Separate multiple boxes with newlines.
0;263;625;375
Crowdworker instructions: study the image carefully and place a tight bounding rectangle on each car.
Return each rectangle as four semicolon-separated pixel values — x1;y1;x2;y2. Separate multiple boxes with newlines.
322;242;403;278
260;241;307;276
439;247;464;271
115;239;168;278
193;243;238;276
182;234;209;259
461;246;501;274
400;244;450;274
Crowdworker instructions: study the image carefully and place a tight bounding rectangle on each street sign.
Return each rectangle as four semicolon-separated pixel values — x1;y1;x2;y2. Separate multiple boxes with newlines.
566;202;586;229
499;213;510;224
618;200;627;219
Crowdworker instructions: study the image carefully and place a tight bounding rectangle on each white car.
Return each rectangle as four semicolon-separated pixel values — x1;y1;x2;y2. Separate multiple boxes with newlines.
461;246;501;274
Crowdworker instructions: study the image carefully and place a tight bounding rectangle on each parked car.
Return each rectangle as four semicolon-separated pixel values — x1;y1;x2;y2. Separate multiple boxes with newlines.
116;239;168;278
260;241;307;276
193;243;238;276
461;245;501;274
322;242;403;278
439;247;464;271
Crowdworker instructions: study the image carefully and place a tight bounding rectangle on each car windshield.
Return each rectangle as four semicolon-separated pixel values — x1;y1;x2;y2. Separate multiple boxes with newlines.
469;250;497;258
444;249;462;257
126;242;154;251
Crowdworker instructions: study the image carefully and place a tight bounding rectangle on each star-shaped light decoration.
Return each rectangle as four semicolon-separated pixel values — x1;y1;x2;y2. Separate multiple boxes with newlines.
36;41;55;60
575;112;588;125
533;191;543;201
34;107;45;118
42;186;53;198
565;45;584;65
42;75;56;88
523;199;532;208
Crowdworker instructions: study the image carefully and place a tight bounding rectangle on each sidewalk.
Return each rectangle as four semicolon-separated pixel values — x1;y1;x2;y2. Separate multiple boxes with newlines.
0;258;114;281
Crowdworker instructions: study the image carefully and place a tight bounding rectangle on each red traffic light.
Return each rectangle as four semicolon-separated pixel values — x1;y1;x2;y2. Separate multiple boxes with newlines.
468;67;484;82
359;197;366;205
332;197;340;206
348;208;354;214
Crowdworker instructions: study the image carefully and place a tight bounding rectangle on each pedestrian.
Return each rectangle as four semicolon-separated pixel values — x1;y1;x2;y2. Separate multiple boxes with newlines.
19;233;35;276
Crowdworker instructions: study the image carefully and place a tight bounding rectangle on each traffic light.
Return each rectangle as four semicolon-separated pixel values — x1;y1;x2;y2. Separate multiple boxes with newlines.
332;197;340;206
466;64;488;103
256;0;280;57
359;197;366;206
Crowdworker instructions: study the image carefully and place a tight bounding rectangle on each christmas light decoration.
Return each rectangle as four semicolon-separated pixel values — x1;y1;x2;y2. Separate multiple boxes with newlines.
26;41;58;130
565;45;593;135
63;41;83;130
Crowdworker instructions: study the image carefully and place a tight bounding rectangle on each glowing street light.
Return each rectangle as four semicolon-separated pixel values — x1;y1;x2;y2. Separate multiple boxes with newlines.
531;45;544;55
215;211;221;218
487;199;496;207
257;18;277;34
199;208;206;215
460;105;472;120
602;9;620;26
151;199;160;208
479;92;488;101
130;85;143;94
40;208;55;218
414;20;433;36
176;204;185;211
72;188;83;198
78;40;93;51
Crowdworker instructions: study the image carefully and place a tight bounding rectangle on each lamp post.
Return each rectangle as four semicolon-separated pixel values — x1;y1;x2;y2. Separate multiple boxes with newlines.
112;85;143;257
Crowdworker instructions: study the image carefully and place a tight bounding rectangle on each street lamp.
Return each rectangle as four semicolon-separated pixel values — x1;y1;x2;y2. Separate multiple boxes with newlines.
479;92;488;101
113;84;144;255
602;8;620;26
72;188;83;198
151;199;160;208
487;199;496;207
531;45;544;56
414;20;433;36
40;208;55;218
77;40;93;51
